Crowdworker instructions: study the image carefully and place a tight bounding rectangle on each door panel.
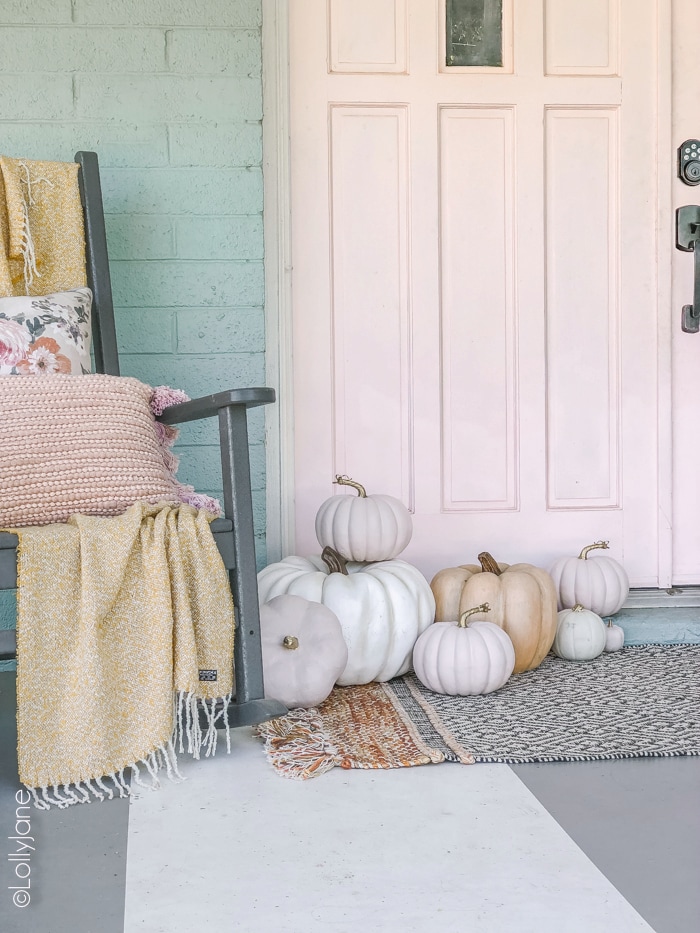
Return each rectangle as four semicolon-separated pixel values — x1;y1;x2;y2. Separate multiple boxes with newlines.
289;0;663;584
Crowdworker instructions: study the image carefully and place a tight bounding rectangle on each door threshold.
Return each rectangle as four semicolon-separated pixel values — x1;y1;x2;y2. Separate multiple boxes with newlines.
624;586;700;609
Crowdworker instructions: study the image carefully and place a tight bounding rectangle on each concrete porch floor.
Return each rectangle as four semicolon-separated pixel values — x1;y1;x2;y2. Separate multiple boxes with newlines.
1;670;698;933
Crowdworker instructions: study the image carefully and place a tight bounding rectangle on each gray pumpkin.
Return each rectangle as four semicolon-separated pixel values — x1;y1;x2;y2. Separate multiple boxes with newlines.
260;594;348;709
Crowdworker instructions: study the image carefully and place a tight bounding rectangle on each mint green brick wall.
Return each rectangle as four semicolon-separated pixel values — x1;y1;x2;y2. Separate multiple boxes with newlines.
0;0;268;659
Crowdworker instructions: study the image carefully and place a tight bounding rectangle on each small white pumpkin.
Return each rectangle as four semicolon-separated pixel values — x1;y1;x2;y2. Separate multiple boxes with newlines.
413;603;515;696
549;541;630;615
315;475;413;562
552;604;606;661
260;595;348;709
258;546;435;686
604;619;625;653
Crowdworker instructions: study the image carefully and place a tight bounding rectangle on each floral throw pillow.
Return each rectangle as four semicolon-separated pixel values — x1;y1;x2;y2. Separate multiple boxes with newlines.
0;287;92;376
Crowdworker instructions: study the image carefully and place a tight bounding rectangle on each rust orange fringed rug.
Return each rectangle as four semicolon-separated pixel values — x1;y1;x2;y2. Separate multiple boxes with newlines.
255;681;474;780
256;645;700;779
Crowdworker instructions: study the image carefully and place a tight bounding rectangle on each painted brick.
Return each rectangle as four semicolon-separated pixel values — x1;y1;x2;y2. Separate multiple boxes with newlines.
255;537;267;572
74;0;261;27
1;123;169;168
0;1;71;23
169;123;261;168
75;75;262;123
176;308;264;354
0;28;166;72
176;405;266;447
119;352;266;398
115;309;175;354
111;261;264;308
177;420;219;446
168;29;260;76
246;406;267;438
175;443;265;491
0;74;73;121
101;169;262;215
175;216;263;260
0;0;268;555
107;215;176;261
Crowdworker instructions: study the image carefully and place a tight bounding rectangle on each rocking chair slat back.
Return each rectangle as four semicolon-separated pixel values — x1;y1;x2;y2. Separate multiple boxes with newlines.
74;151;120;376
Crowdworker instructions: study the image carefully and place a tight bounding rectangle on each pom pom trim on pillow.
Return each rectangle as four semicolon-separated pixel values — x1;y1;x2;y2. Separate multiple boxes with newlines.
0;374;219;528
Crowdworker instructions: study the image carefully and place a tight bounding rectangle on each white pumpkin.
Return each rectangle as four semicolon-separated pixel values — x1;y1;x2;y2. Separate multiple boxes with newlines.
258;546;435;686
604;619;625;653
260;595;348;709
315;475;412;562
550;541;629;615
413;603;515;696
552;604;606;661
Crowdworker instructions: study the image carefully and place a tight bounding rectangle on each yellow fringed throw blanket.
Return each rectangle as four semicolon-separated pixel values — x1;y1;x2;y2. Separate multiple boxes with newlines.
14;502;235;808
0;156;86;296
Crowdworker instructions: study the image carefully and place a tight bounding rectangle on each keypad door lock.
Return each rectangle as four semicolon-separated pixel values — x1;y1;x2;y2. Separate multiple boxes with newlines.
679;140;700;185
676;206;700;332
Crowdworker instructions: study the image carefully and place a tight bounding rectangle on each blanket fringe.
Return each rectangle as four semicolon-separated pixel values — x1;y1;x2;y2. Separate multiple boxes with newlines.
25;690;232;808
256;708;340;780
17;160;53;292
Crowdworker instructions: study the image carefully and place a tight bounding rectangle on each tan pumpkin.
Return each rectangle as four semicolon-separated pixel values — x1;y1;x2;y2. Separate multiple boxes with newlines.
430;552;558;673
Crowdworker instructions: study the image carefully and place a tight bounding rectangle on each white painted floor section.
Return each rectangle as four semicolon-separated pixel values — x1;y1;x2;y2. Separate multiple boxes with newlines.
124;730;653;933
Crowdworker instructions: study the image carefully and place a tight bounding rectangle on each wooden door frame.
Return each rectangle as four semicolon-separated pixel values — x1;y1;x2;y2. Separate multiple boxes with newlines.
262;0;295;561
262;0;678;594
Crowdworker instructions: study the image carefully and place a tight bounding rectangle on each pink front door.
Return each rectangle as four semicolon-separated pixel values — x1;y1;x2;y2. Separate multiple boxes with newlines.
288;1;679;587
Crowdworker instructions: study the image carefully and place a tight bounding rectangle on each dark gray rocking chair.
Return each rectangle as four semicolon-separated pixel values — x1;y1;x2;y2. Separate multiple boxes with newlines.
0;151;287;728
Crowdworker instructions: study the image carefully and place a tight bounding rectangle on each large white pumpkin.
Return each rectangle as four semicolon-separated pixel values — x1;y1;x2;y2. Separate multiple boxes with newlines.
552;605;606;661
258;547;435;686
260;595;348;709
413;604;515;696
314;475;413;562
550;541;629;615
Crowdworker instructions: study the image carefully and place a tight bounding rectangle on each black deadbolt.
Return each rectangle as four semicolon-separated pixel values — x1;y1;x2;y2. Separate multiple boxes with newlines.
679;140;700;186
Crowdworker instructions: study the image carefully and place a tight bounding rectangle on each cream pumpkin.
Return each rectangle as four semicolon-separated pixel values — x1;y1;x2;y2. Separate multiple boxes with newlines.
413;604;515;696
315;474;413;562
258;547;435;686
549;541;629;615
552;604;606;661
603;618;625;653
430;552;558;673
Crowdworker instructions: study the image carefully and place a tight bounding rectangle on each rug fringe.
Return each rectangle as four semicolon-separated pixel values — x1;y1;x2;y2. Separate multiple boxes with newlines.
256;708;340;780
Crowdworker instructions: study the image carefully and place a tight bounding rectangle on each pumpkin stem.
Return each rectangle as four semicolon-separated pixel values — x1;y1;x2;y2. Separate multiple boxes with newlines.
572;604;585;612
282;635;299;650
578;541;609;560
478;552;502;576
458;603;490;627
334;474;367;498
321;546;349;575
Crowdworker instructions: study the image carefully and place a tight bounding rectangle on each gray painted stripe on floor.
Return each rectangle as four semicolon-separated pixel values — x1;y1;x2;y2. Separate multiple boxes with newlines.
511;758;700;933
0;672;129;933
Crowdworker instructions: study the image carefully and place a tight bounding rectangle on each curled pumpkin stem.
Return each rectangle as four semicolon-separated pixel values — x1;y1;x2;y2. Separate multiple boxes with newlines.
282;635;299;650
578;541;609;560
333;475;367;498
458;604;490;628
478;552;502;576
321;546;349;575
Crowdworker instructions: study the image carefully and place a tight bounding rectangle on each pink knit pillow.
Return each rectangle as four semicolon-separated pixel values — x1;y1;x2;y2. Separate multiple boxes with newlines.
0;375;187;527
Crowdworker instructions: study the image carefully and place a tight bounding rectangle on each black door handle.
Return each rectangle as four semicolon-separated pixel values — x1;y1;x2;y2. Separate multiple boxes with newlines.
676;205;700;333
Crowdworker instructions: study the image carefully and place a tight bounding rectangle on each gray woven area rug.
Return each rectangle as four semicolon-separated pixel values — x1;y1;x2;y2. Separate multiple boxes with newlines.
384;645;700;764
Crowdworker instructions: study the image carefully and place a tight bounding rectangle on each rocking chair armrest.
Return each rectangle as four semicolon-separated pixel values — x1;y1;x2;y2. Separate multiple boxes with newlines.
157;387;276;425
